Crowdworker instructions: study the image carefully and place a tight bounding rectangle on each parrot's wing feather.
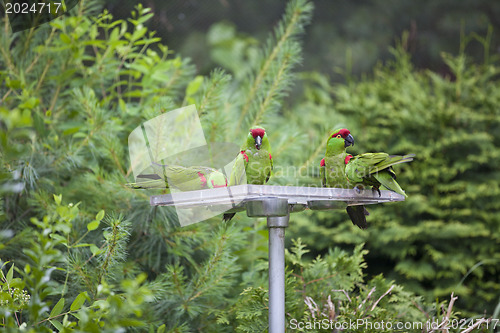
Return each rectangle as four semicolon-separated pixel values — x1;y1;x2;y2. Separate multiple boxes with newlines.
149;163;217;190
347;153;388;178
269;150;273;172
229;153;248;186
320;163;325;187
224;153;248;221
163;165;202;184
347;153;414;180
266;152;273;183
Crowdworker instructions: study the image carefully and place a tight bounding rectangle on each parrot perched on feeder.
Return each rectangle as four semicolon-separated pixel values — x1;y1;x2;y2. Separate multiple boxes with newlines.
223;126;273;222
126;165;227;191
320;128;369;229
320;128;414;229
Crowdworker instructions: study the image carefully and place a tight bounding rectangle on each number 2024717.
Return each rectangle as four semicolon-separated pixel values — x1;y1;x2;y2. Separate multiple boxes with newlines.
5;2;62;14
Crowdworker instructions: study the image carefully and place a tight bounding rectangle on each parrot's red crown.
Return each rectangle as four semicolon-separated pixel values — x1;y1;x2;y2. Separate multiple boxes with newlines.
250;128;266;138
332;128;350;138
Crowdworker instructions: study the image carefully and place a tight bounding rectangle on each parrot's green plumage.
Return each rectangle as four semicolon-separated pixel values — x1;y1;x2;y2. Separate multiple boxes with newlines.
320;128;414;229
345;153;415;197
320;128;369;229
223;126;273;221
126;165;227;191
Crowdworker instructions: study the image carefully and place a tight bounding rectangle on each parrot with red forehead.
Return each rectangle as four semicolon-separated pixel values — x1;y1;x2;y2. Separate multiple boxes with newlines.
320;128;369;229
320;128;414;229
126;165;227;190
223;126;273;221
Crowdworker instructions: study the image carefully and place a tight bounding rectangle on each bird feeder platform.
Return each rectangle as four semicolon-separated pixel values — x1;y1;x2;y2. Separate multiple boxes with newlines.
150;184;403;210
150;185;405;333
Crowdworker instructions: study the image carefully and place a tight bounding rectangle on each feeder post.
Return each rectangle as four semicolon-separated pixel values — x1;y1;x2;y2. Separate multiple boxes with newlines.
267;214;289;333
246;198;289;333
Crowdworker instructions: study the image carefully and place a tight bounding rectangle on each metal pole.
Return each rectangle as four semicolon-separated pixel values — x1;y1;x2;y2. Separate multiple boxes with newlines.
267;214;289;333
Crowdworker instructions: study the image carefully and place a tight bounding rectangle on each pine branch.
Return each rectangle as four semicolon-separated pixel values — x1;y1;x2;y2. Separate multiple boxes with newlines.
197;69;231;117
252;49;293;127
236;0;313;131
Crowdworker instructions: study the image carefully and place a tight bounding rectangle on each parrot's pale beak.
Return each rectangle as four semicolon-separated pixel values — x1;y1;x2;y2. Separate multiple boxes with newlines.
345;134;354;148
255;136;262;150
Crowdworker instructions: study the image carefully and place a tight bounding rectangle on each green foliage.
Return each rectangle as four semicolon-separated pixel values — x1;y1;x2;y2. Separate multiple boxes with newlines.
232;0;314;133
224;240;437;332
0;0;323;331
0;195;156;332
107;0;500;81
0;262;31;313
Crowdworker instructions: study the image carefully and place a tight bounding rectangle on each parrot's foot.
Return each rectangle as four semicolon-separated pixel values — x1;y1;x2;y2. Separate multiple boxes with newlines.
372;187;381;197
354;185;363;194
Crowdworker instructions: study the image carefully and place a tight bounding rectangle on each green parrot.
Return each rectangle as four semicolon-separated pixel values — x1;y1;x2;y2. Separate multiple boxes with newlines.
320;128;414;229
320;128;369;229
223;126;273;221
126;165;228;191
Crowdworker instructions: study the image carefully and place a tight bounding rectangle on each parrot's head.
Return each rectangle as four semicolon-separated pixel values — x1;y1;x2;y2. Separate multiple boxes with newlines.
326;128;354;153
247;126;270;151
208;171;228;189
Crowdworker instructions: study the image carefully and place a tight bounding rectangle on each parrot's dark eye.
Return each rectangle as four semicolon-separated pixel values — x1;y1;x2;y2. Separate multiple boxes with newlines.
336;134;342;139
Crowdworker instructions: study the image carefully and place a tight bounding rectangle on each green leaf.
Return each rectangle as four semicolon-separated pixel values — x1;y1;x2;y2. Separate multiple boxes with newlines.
50;298;65;318
70;292;87;311
72;243;93;248
186;76;204;96
5;78;22;89
53;194;62;205
157;324;166;333
49;320;64;331
119;98;127;112
90;244;102;256
131;26;147;41
60;34;71;44
9;277;24;289
18;97;40;109
96;210;105;221
0;291;12;304
87;221;99;231
62;126;80;136
6;264;14;284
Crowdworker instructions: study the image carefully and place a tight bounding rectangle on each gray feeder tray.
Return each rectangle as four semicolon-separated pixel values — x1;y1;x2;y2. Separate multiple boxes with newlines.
150;184;404;211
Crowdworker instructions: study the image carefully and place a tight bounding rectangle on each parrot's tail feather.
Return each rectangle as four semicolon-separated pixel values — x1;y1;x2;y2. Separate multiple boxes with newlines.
125;179;169;189
389;153;415;160
374;173;407;197
346;205;368;229
384;154;415;168
362;153;415;177
223;212;236;222
137;174;162;180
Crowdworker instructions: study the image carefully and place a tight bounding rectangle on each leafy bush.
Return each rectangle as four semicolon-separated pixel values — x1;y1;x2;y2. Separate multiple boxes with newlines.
221;240;488;332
